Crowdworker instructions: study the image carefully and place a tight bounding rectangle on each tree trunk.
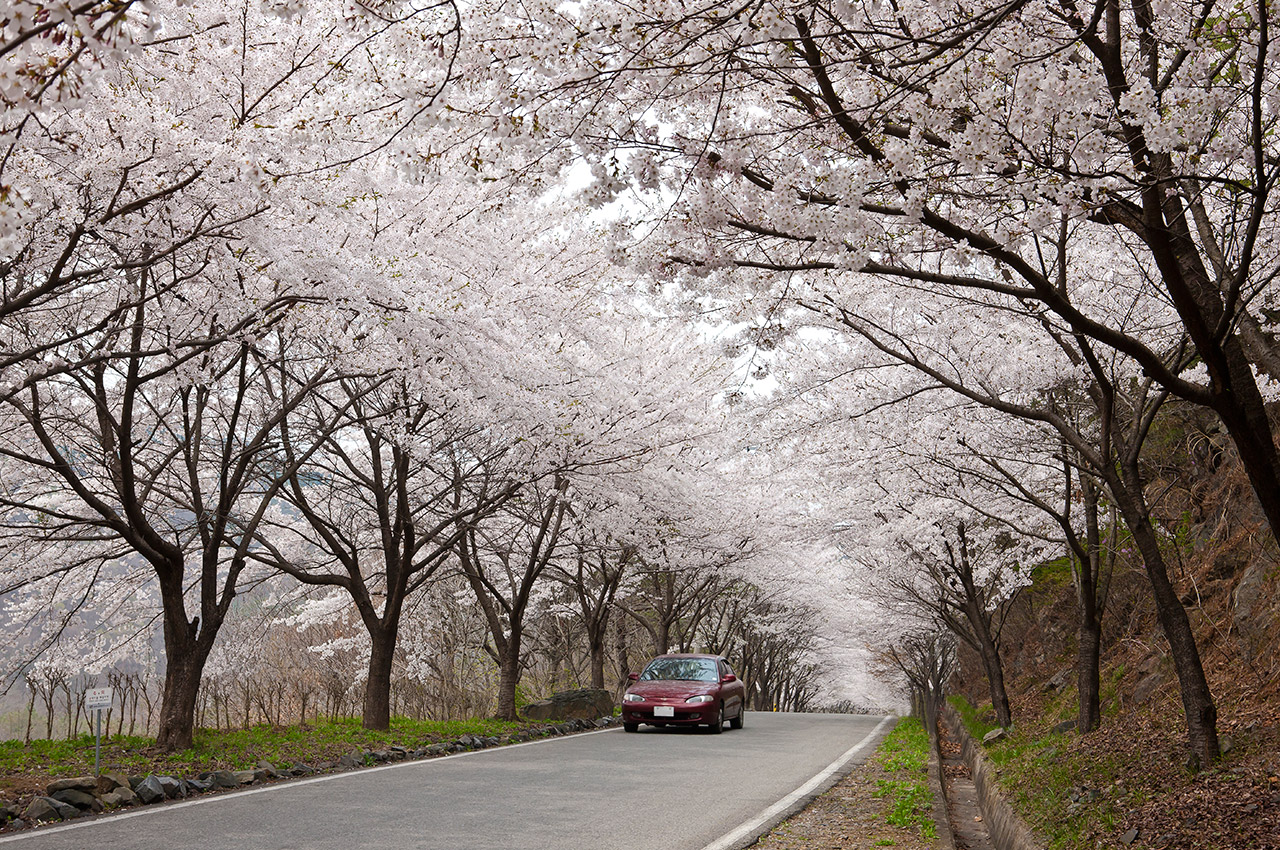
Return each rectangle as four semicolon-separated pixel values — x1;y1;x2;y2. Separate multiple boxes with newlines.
1076;617;1102;733
155;637;211;751
977;632;1012;728
589;630;606;691
1115;475;1219;768
363;628;398;731
495;630;523;721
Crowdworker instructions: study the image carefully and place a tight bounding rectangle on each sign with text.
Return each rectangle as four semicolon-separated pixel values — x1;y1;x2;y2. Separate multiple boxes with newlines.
85;687;113;711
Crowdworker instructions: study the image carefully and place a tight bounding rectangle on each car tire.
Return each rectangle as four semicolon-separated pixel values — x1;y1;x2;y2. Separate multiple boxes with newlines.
729;705;744;730
623;722;639;733
709;706;724;734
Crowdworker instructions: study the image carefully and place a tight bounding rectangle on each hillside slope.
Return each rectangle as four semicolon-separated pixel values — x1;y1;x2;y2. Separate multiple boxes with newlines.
950;408;1280;850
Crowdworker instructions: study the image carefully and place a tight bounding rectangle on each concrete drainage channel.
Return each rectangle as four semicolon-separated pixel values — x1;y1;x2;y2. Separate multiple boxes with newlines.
936;705;1043;850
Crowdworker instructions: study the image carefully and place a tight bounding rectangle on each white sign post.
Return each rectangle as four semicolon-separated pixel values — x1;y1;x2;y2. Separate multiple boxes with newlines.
85;687;113;776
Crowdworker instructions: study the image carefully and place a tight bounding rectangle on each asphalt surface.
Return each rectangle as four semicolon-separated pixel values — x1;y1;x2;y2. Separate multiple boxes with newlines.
2;712;894;850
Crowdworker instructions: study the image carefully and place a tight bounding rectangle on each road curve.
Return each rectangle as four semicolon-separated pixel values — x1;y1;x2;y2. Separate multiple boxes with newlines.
1;712;894;850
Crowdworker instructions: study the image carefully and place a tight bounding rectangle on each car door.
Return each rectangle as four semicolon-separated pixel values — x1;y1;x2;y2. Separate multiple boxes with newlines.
719;658;744;716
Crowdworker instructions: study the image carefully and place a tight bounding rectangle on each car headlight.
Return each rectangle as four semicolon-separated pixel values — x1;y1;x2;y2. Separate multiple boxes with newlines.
685;694;715;704
623;693;645;702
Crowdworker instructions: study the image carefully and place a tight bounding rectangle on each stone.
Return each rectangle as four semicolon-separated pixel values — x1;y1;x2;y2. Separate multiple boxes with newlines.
288;763;316;776
32;796;80;820
425;743;450;756
0;800;17;822
211;770;241;789
25;797;66;822
1233;561;1268;627
370;749;391;762
1120;827;1140;845
185;778;213;792
337;750;364;768
51;788;102;812
1052;719;1076;734
1220;735;1235;756
1043;667;1073;692
522;688;616;722
134;775;166;804
157;775;185;799
256;760;281;778
595;717;611;728
233;770;258;785
97;772;131;794
101;787;139;808
982;727;1008;745
46;775;97;795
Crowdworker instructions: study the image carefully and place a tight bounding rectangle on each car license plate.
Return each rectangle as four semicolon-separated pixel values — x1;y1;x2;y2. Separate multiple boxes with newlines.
653;706;675;717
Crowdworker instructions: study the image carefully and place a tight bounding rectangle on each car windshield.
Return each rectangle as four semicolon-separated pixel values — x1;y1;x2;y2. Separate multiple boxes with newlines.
640;658;719;682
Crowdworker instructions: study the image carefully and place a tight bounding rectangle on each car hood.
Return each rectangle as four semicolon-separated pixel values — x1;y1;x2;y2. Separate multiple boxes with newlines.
627;680;717;699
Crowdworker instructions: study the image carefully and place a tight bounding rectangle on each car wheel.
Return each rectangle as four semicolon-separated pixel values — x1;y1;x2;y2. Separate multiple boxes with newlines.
709;706;724;734
729;705;744;730
623;722;639;733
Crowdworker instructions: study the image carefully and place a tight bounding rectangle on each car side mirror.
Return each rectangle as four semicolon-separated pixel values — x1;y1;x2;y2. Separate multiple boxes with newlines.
721;674;737;683
628;672;639;681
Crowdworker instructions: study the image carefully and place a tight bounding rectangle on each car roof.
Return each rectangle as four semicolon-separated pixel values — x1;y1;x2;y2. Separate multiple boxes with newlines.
651;653;723;660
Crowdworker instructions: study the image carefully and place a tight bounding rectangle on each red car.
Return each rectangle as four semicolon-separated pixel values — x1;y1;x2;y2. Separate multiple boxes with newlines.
621;653;747;733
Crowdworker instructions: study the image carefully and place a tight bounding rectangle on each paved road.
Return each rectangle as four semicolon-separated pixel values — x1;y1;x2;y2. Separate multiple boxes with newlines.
2;713;894;850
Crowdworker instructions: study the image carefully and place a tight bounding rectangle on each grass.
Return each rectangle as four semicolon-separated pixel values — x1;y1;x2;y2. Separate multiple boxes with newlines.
0;716;532;783
871;717;936;839
948;695;1137;850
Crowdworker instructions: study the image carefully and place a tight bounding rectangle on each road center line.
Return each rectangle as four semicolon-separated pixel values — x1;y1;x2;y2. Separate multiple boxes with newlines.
698;714;897;850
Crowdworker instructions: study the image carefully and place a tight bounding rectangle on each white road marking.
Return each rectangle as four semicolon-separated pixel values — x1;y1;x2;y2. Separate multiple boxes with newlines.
698;714;898;850
0;726;620;844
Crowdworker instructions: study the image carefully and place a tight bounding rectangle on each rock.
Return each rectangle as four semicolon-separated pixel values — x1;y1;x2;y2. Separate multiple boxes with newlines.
100;787;139;808
1233;561;1268;627
185;778;213;792
211;770;241;789
158;775;186;799
1043;667;1073;692
256;760;281;778
288;763;315;776
134;775;166;804
1220;734;1235;756
1120;827;1140;845
25;797;67;822
46;775;98;795
982;727;1008;745
337;750;364;768
97;772;131;794
1132;671;1169;705
233;770;258;785
370;749;391;762
51;788;102;812
425;743;450;756
595;717;612;728
1052;719;1076;734
0;800;17;822
128;775;145;791
522;688;616;722
316;761;335;771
